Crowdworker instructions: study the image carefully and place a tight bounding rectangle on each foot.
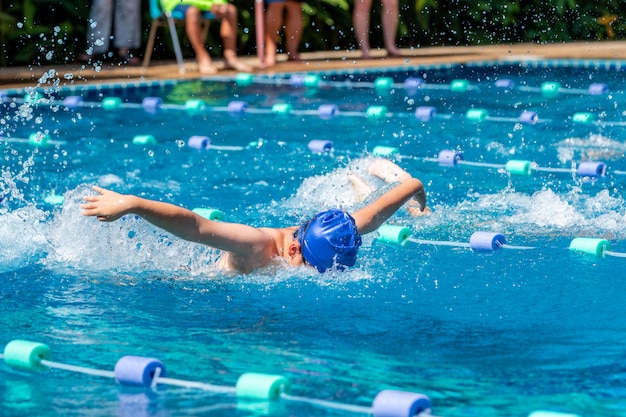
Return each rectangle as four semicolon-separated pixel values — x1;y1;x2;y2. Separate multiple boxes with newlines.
198;57;218;74
386;47;402;58
224;58;252;72
79;53;103;64
78;53;92;63
116;49;141;66
199;63;219;75
258;60;273;70
286;52;301;62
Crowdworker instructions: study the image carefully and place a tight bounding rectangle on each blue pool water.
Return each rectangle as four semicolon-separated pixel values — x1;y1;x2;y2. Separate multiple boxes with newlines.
1;60;626;416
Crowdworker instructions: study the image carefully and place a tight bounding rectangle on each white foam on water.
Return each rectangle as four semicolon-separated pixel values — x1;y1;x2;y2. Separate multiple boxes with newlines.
0;206;49;272
555;133;626;162
41;185;221;276
439;187;626;240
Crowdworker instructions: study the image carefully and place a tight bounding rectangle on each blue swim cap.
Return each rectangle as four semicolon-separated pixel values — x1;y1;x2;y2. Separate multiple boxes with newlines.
296;209;362;273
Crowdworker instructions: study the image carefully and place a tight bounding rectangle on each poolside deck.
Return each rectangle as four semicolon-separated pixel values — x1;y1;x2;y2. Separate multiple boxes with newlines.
2;41;626;90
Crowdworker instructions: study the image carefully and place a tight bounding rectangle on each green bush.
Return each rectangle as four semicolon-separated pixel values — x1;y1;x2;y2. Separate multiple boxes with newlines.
0;0;624;66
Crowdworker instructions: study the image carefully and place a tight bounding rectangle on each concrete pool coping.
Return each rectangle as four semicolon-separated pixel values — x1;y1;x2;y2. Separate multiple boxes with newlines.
1;41;626;90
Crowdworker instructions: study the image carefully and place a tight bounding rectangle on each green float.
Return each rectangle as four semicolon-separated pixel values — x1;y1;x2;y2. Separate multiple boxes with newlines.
569;237;610;256
450;79;470;92
303;74;321;88
3;340;52;372
236;372;290;399
235;73;254;86
541;82;561;98
505;160;533;176
102;97;122;110
28;132;50;146
572;112;595;124
132;135;157;145
465;108;489;122
366;105;388;119
377;224;412;246
184;99;206;113
372;145;399;157
374;77;394;90
192;208;225;221
271;103;292;114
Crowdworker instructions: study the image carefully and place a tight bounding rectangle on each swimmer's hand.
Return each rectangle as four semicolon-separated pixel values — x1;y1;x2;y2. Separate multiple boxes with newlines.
407;203;431;217
81;186;134;222
369;159;429;216
368;158;412;183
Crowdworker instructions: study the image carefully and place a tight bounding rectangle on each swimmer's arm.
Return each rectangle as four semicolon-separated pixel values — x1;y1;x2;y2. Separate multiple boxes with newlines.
351;178;426;235
368;158;428;216
81;186;273;255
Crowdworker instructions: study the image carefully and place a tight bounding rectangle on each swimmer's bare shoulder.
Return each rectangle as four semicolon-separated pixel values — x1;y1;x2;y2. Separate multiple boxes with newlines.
217;226;297;273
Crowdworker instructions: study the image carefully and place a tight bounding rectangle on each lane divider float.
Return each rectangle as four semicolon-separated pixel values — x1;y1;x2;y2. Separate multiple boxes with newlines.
0;340;437;417
376;224;626;259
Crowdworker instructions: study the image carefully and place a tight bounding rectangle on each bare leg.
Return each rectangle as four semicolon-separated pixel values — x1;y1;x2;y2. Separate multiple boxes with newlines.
264;2;286;67
284;1;302;61
185;6;217;74
381;0;400;56
212;3;251;71
353;0;373;58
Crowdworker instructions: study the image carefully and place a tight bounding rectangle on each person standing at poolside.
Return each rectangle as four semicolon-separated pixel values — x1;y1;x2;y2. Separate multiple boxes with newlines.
352;0;401;59
160;0;251;74
262;0;303;68
82;159;428;274
81;0;142;65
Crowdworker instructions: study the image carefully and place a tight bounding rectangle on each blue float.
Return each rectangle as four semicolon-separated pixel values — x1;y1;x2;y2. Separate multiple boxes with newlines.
576;161;605;177
63;96;84;108
438;149;462;166
289;74;306;87
188;135;211;150
404;77;424;90
228;100;248;114
318;104;339;119
142;97;163;113
372;390;432;417
308;139;333;153
495;79;515;89
114;355;166;387
588;83;608;95
415;106;436;122
470;231;506;251
519;110;539;124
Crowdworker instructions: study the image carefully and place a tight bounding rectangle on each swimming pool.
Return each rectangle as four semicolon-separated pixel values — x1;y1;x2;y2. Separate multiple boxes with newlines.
1;59;626;417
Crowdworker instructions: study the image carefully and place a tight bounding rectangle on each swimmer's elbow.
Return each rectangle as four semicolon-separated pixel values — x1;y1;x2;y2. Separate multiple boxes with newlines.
404;177;424;193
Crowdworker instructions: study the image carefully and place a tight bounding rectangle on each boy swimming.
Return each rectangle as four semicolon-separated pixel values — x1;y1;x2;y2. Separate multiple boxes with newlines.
81;159;428;273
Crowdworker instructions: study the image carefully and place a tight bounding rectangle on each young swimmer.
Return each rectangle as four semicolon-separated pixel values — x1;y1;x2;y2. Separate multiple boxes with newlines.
81;159;428;274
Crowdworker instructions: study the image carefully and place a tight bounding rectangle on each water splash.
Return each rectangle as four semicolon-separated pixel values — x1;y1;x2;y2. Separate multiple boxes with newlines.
439;187;626;240
556;133;626;162
0;206;49;273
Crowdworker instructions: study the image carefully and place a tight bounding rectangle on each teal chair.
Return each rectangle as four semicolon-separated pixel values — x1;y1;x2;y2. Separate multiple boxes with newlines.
142;0;215;74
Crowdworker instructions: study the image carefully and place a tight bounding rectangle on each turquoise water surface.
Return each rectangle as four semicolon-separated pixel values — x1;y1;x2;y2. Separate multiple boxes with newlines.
1;61;626;416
